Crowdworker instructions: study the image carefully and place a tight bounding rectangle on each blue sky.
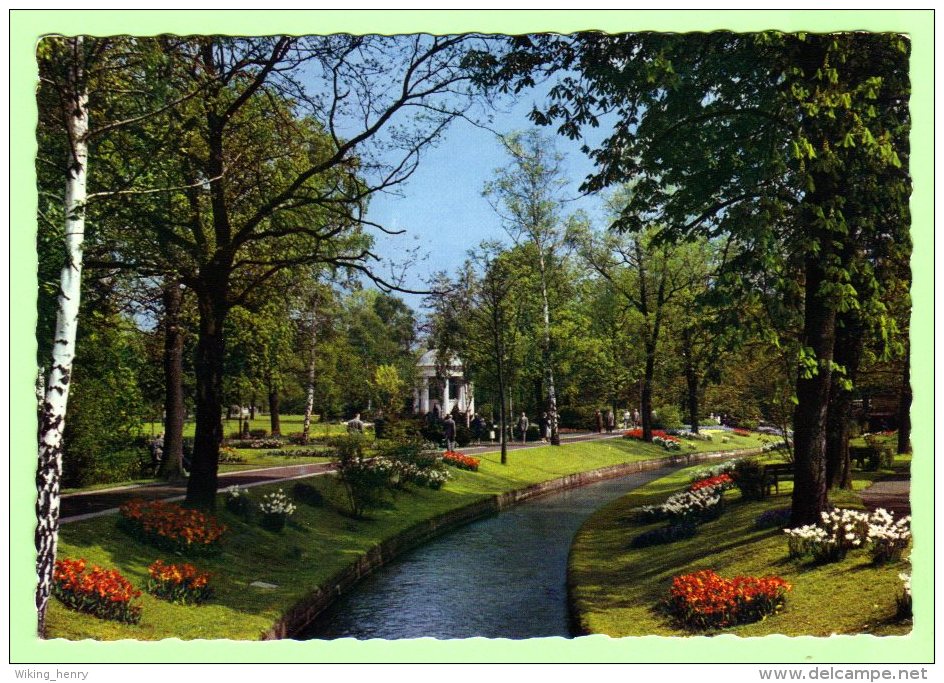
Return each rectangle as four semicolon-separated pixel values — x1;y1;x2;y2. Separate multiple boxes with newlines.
364;87;612;312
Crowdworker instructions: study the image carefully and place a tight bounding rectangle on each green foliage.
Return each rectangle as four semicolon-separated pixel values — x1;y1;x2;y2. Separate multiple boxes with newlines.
62;311;151;487
652;405;683;430
333;435;393;518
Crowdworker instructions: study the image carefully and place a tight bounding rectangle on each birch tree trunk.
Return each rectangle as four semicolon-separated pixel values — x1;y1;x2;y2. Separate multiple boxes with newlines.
36;38;89;636
302;300;318;444
537;252;560;446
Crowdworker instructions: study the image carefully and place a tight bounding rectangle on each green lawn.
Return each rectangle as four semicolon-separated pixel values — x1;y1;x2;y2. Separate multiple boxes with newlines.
568;457;912;638
142;414;351;440
48;433;768;640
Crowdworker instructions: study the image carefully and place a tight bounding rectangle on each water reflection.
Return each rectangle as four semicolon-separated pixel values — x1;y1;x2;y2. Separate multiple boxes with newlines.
302;468;672;640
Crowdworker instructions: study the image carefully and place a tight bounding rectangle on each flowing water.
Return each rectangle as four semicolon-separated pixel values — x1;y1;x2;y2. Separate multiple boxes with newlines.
301;467;674;640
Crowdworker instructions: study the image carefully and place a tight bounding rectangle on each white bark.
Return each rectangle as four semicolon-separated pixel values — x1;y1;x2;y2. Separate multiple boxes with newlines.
36;39;88;635
301;300;318;443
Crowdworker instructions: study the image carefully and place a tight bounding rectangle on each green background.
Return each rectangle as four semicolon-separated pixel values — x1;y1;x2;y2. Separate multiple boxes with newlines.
10;9;934;663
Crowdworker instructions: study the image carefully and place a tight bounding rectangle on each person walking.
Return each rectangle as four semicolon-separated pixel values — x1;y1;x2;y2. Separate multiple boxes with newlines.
632;408;640;428
606;409;615;434
539;412;550;443
622;410;630;430
443;414;457;452
595;409;603;434
518;412;530;444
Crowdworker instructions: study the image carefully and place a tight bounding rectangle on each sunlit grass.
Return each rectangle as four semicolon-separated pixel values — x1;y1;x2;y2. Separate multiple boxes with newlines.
568;461;912;638
48;434;767;640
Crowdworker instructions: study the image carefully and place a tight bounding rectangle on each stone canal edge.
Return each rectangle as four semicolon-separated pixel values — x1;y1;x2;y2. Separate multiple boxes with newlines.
263;447;765;640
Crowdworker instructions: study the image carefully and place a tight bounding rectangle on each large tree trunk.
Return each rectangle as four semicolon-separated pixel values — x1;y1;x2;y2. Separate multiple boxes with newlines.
791;254;836;526
683;327;700;434
36;43;88;636
268;384;281;437
897;340;912;454
159;281;186;481
186;284;228;509
825;314;863;490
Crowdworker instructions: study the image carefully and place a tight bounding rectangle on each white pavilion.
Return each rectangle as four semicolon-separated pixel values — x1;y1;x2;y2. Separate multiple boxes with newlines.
413;349;474;417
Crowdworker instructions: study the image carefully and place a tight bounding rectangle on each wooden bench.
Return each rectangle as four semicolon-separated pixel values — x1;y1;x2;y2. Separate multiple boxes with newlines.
763;463;795;495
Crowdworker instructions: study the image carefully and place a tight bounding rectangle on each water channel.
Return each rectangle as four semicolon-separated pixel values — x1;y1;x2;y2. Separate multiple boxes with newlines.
301;466;677;640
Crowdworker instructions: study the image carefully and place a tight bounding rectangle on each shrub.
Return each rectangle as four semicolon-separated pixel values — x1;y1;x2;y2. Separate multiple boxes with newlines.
53;558;142;624
866;508;912;564
443;451;480;472
334;435;394;518
863;434;895;470
630;521;697;548
224;485;254;521
292;482;324;507
667;569;791;631
732;459;769;501
118;499;226;554
249;428;268;438
652;405;683;430
146;559;213;605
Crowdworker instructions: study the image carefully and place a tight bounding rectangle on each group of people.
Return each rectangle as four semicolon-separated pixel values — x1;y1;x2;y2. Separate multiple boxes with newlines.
594;408;641;434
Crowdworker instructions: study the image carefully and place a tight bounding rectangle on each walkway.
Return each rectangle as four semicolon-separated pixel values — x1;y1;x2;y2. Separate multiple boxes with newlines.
859;473;911;517
60;431;624;523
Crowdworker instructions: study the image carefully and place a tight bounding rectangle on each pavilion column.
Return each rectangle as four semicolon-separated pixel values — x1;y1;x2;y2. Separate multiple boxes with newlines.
421;377;430;414
444;377;451;414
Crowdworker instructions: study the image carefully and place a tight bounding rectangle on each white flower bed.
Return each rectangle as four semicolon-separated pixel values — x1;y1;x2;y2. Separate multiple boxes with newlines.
258;489;297;516
785;507;909;564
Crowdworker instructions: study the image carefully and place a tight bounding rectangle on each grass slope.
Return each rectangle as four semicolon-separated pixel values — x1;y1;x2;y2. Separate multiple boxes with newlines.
568;459;912;638
48;434;767;640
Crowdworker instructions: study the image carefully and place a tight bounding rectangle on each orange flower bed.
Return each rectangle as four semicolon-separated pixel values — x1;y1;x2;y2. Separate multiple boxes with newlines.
443;451;480;472
146;559;213;605
119;499;226;554
623;428;678;441
732;428;752;437
668;569;791;630
53;558;142;623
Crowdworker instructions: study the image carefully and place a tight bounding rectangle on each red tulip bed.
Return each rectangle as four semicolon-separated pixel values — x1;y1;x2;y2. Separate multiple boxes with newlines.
443;451;480;472
667;569;791;631
52;558;143;624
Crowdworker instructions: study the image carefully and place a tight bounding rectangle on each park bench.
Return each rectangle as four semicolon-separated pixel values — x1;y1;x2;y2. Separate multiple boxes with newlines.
763;462;795;495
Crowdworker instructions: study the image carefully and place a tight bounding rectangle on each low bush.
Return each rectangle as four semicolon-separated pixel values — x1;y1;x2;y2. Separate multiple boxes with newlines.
333;435;394;518
249;428;268;438
732;459;768;501
118;499;226;554
146;559;213;605
53;558;142;624
652;405;683;430
630;521;697;548
667;569;791;631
